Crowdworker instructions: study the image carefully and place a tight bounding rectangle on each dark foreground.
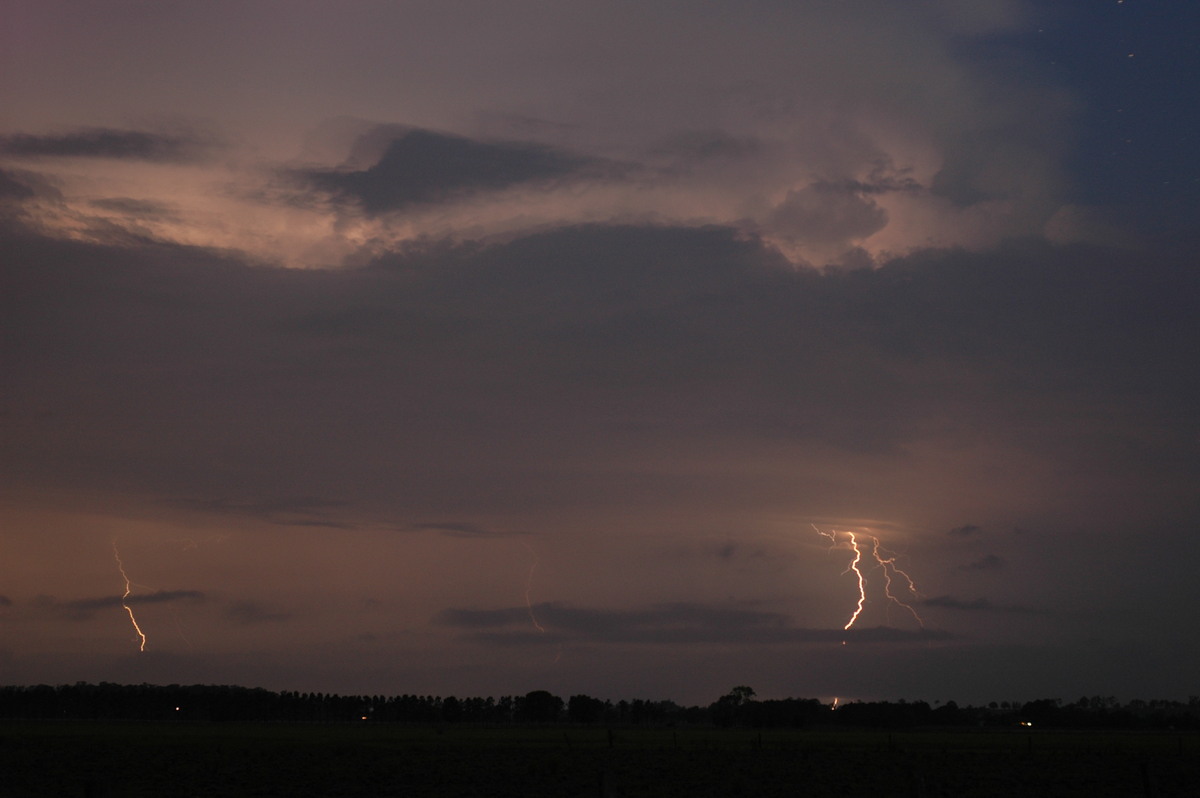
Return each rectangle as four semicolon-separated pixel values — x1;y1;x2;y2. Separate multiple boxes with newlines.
2;721;1197;797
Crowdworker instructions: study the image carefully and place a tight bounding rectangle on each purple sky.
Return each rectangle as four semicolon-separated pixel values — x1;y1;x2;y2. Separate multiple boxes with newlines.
2;0;1198;706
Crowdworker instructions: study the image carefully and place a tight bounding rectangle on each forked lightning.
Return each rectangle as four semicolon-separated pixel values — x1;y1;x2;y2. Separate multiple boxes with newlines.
813;524;924;633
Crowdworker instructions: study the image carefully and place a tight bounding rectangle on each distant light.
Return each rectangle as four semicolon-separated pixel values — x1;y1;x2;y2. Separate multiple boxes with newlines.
1020;721;1033;727
361;716;369;721
175;707;181;711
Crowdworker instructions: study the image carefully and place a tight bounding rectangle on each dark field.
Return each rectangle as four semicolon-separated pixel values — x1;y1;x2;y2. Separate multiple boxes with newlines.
1;721;1197;797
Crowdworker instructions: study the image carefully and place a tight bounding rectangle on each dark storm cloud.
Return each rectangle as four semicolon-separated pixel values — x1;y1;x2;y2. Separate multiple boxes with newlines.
224;601;292;625
438;606;530;628
0;595;12;607
464;626;953;646
47;591;206;620
816;175;924;196
0;128;206;162
0;167;62;206
90;197;177;219
439;602;953;645
949;524;982;537
0;169;36;201
923;595;1040;615
3;220;1198;526
302;126;601;213
960;554;1006;572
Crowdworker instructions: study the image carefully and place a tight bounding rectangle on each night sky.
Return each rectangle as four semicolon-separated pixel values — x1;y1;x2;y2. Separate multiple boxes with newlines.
2;1;1198;706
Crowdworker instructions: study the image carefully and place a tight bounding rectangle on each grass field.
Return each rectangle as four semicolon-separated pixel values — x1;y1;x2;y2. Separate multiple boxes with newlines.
2;721;1197;797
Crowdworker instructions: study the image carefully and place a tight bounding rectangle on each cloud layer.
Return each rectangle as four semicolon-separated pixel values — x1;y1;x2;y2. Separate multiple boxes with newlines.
303;127;602;213
2;0;1198;704
0;128;206;162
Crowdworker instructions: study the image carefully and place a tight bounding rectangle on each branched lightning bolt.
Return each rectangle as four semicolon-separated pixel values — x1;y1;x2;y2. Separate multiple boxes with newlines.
814;524;866;631
112;541;147;652
843;531;867;631
872;537;924;627
813;524;924;633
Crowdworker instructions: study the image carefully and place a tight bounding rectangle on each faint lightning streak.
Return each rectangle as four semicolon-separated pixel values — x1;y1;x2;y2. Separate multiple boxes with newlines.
871;537;924;627
112;542;147;652
519;541;546;634
518;540;564;664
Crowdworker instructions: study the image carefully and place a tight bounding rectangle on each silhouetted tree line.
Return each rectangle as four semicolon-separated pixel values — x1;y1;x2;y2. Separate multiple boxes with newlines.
2;683;1198;730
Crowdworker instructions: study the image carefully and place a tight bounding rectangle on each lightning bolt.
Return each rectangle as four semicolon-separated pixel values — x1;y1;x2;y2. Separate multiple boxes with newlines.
112;541;147;652
813;524;924;633
872;537;923;627
843;531;867;631
518;540;565;664
519;540;546;634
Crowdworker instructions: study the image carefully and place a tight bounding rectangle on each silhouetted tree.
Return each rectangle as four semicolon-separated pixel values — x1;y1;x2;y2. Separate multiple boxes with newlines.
441;695;462;723
567;694;606;724
2;683;1197;730
517;690;563;723
711;685;757;727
